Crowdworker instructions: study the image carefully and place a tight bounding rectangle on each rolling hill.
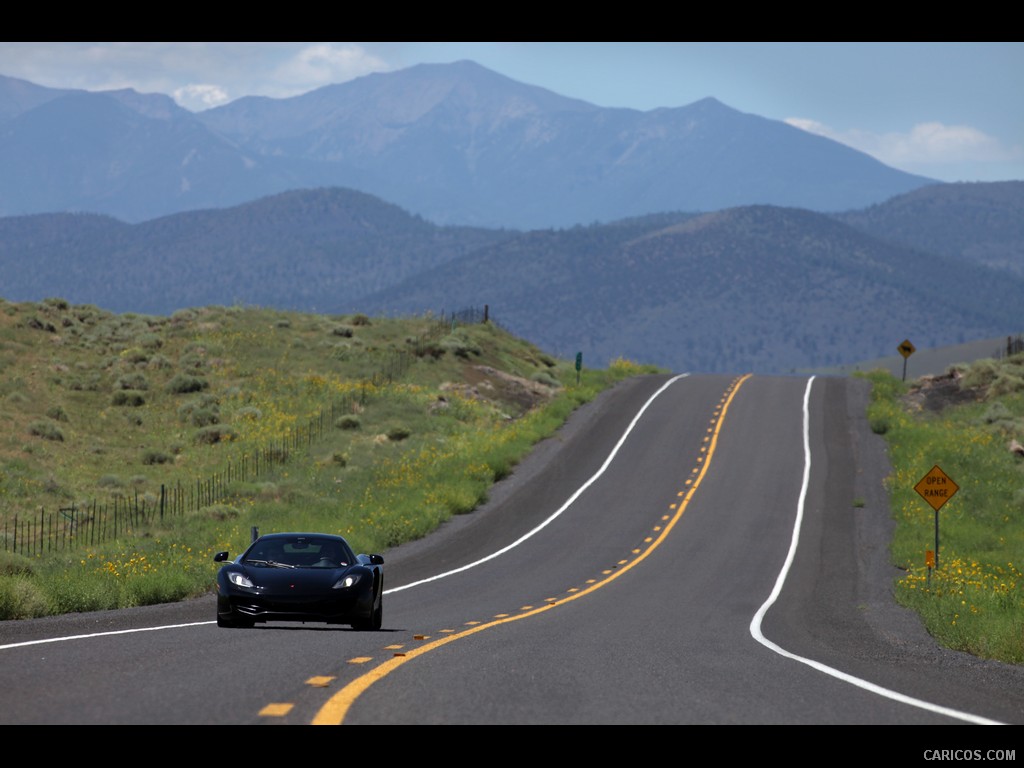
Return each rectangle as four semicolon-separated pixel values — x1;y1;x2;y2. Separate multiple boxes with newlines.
836;180;1024;277
358;203;1024;373
1;182;1021;375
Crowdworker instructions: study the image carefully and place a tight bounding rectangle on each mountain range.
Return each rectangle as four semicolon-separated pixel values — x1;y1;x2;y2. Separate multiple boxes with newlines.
2;182;1022;374
1;60;1019;374
0;61;935;229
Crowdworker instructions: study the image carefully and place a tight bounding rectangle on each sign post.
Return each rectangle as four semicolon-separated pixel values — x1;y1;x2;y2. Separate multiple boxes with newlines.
914;465;958;569
898;339;916;382
575;352;582;386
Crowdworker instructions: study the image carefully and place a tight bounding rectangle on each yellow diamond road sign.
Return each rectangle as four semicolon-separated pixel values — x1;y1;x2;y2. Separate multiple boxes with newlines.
915;465;958;511
898;339;916;359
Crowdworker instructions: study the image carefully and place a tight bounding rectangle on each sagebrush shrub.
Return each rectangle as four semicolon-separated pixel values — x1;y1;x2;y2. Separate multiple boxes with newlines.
195;425;236;445
988;372;1024;399
142;450;172;465
0;552;34;577
387;427;411;441
46;405;69;422
531;371;561;388
981;402;1013;425
205;504;240;520
0;577;50;620
25;316;56;333
960;359;1000;391
167;374;208;394
111;391;145;407
116;372;149;390
139;333;163;350
441;334;481;359
120;348;150;364
28;421;64;441
189;407;220;427
412;341;444;359
177;396;219;423
179;351;207;370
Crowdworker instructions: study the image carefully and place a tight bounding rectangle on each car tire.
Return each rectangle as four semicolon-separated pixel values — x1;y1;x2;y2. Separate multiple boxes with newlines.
353;580;383;631
370;591;383;631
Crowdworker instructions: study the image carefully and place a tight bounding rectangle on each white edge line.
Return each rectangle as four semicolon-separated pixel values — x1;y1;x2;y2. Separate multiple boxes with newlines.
748;375;1004;726
385;373;691;594
1;622;213;650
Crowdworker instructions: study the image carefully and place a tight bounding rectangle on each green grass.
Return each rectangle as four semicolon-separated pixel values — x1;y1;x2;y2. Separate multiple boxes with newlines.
0;298;660;619
863;356;1024;664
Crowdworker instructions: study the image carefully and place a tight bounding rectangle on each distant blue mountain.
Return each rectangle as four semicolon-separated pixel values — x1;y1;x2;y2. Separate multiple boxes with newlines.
0;63;933;227
2;183;1021;374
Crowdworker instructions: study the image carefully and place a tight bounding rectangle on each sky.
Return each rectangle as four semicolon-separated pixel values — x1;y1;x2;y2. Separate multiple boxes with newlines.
1;42;1021;183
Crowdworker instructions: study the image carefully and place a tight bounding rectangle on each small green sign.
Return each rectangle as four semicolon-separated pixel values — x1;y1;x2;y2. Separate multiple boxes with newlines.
575;352;582;371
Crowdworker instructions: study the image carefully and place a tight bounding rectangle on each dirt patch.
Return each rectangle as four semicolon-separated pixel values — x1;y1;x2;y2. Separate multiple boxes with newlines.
441;365;556;416
902;370;982;413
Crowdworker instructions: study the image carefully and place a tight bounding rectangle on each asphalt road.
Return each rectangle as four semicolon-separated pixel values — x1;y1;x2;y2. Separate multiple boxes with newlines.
2;373;1024;730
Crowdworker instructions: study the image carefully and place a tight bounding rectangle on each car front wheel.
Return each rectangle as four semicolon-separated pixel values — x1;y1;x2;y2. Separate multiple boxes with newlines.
352;582;383;631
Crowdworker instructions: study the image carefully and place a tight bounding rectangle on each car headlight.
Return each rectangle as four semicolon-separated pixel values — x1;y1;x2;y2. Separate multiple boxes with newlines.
228;572;254;588
333;573;362;590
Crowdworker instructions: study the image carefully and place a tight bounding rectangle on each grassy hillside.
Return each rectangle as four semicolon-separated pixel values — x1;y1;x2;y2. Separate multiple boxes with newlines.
865;352;1024;663
0;297;657;618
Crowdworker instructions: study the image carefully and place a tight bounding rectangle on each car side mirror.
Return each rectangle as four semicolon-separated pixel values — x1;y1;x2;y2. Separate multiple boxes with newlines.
369;554;384;565
214;551;230;563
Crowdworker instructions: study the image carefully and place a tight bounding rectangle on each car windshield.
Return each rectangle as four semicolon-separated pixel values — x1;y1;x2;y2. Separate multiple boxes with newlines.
243;536;354;568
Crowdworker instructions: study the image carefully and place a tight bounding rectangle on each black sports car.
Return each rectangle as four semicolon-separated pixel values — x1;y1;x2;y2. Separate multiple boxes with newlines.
214;532;384;630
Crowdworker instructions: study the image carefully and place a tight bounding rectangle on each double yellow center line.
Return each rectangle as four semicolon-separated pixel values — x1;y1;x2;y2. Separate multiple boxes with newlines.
311;374;751;725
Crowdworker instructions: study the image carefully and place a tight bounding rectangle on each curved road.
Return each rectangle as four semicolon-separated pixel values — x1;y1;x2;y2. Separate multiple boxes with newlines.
2;373;1023;726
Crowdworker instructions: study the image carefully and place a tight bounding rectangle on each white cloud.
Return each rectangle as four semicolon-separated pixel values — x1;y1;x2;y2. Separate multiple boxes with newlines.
173;83;231;111
786;117;1024;181
889;123;1013;163
0;43;391;105
785;118;831;138
271;44;390;92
